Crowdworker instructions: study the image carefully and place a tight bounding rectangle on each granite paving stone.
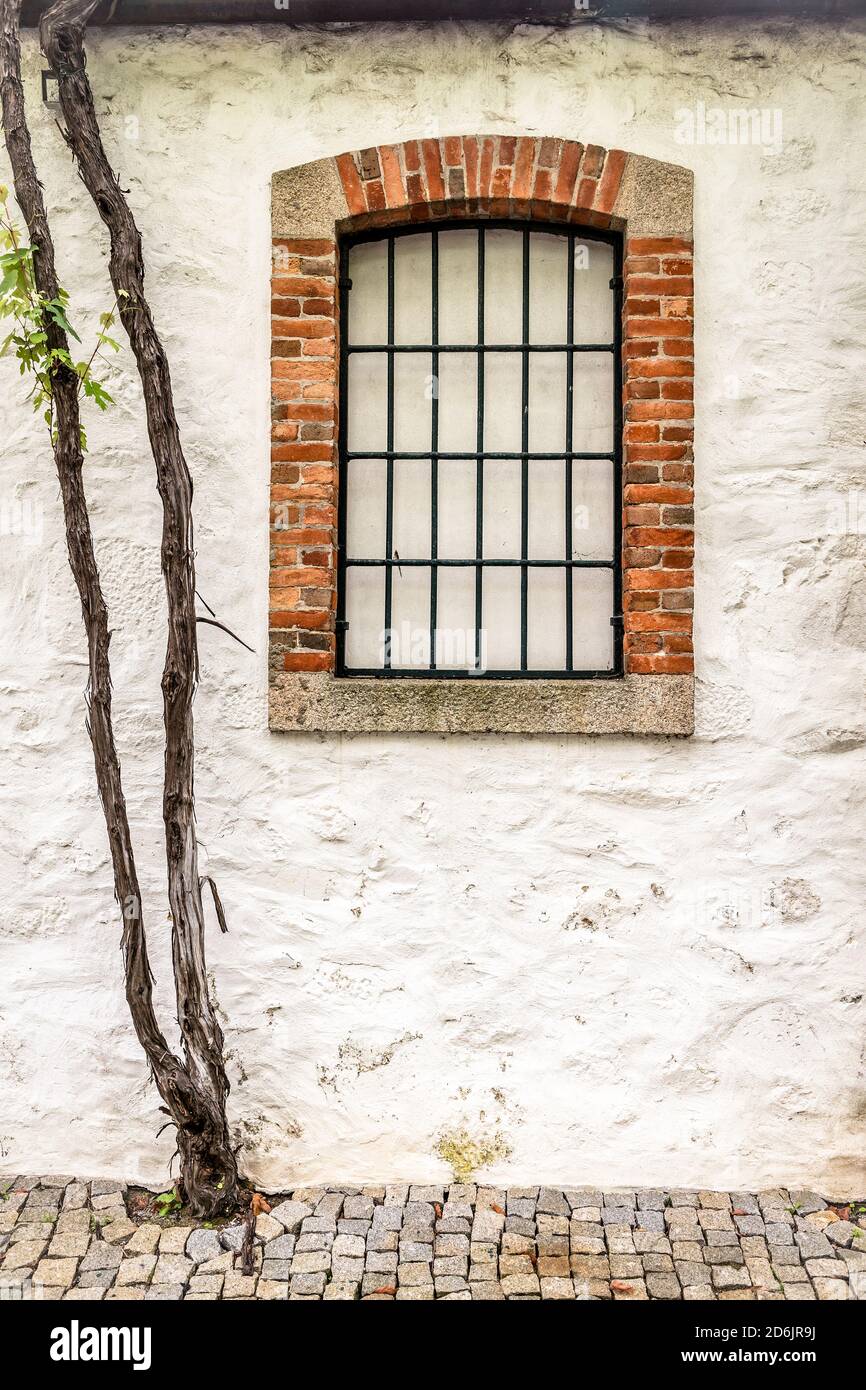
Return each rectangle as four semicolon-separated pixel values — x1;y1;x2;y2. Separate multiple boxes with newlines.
3;1178;860;1301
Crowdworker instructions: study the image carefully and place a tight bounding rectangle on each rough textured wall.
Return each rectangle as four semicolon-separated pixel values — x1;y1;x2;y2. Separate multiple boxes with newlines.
1;18;864;1194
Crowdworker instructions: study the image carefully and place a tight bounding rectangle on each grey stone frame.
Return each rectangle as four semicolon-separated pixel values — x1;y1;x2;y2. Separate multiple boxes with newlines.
269;140;695;735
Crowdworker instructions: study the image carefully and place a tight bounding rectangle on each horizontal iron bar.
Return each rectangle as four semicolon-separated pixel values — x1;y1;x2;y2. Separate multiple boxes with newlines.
345;557;614;567
340;667;619;680
21;1;573;24
347;342;615;354
346;450;615;460
22;2;863;30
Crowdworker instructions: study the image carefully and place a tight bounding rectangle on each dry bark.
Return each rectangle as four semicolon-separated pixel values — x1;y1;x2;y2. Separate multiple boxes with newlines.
1;0;238;1216
40;0;239;1216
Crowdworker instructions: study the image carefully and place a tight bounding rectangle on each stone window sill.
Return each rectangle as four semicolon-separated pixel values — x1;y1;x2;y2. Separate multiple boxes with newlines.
269;672;694;736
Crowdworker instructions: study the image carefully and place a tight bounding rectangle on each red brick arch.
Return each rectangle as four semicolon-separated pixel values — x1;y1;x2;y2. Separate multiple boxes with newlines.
334;136;628;228
270;136;694;710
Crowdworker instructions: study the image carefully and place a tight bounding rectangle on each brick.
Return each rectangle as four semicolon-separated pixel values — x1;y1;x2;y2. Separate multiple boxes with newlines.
335;153;365;215
554;141;583;204
625;484;692;505
629;358;694;379
629;654;694;674
284;652;331;672
279;238;334;257
594;148;627;213
628;276;694;297
421;139;446;201
374;144;403;207
628;236;693;255
626;317;692;338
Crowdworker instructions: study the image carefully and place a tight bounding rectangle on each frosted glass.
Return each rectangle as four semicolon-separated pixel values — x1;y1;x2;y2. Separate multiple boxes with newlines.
572;352;614;453
342;226;617;673
482;567;521;671
391;568;431;668
346;458;386;558
529;233;568;345
395;235;431;343
393;458;431;560
437;457;477;559
348;239;387;344
573;239;615;344
528;568;567;670
572;568;615;670
394;353;432;451
437;353;477;453
438;230;478;344
347;354;387;452
572;462;615;561
345;567;384;668
484;230;524;343
529;352;567;452
528;459;566;560
484;354;522;452
483;458;521;559
435;567;477;670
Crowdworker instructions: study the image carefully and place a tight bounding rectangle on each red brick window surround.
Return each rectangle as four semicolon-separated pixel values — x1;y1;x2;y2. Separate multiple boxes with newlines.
270;136;694;735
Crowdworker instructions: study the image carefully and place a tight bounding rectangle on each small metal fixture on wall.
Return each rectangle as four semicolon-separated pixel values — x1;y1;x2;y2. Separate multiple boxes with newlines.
41;70;60;108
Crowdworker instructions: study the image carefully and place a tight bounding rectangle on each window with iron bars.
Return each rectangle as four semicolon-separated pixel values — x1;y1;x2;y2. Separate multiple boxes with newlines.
336;220;623;678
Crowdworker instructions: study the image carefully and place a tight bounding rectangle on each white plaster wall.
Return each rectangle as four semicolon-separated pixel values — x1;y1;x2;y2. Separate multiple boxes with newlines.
1;18;865;1194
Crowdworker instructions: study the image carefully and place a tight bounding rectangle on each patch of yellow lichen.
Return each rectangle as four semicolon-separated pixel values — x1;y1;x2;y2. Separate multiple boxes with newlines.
435;1129;512;1183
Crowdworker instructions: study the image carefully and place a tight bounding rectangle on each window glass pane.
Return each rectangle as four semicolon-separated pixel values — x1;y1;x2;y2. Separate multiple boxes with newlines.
348;239;387;344
435;566;477;670
347;353;387;452
529;232;568;345
529;352;567;452
482;458;521;559
484;229;523;344
572;351;614;453
341;226;619;677
572;462;615;561
572;567;614;670
345;567;384;668
437;353;477;453
483;354;522;452
437;457;477;560
394;353;432;451
346;458;386;558
391;567;431;668
573;239;614;344
528;568;567;670
482;567;521;670
528;459;566;561
394;234;431;343
393;458;431;560
438;230;478;345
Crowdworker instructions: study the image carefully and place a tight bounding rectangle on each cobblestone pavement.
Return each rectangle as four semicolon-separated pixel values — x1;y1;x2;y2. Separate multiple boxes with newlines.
1;1176;863;1301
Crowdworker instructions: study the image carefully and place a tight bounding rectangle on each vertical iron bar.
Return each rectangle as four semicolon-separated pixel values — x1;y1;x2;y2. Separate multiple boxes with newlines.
430;230;439;669
520;228;530;671
612;237;624;675
384;236;395;667
565;231;575;671
475;227;485;671
336;238;351;675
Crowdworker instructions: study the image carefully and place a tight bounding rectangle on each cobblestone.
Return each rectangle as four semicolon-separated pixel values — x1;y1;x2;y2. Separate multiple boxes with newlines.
0;1177;862;1300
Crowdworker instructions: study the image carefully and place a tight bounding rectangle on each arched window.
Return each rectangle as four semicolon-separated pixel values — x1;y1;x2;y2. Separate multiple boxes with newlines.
269;137;694;734
338;222;622;677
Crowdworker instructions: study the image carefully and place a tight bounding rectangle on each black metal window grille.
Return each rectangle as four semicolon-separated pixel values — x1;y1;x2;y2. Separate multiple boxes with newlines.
336;220;623;678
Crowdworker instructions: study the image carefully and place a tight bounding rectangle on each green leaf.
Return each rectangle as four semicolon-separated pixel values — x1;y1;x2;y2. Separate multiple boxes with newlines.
43;296;81;342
